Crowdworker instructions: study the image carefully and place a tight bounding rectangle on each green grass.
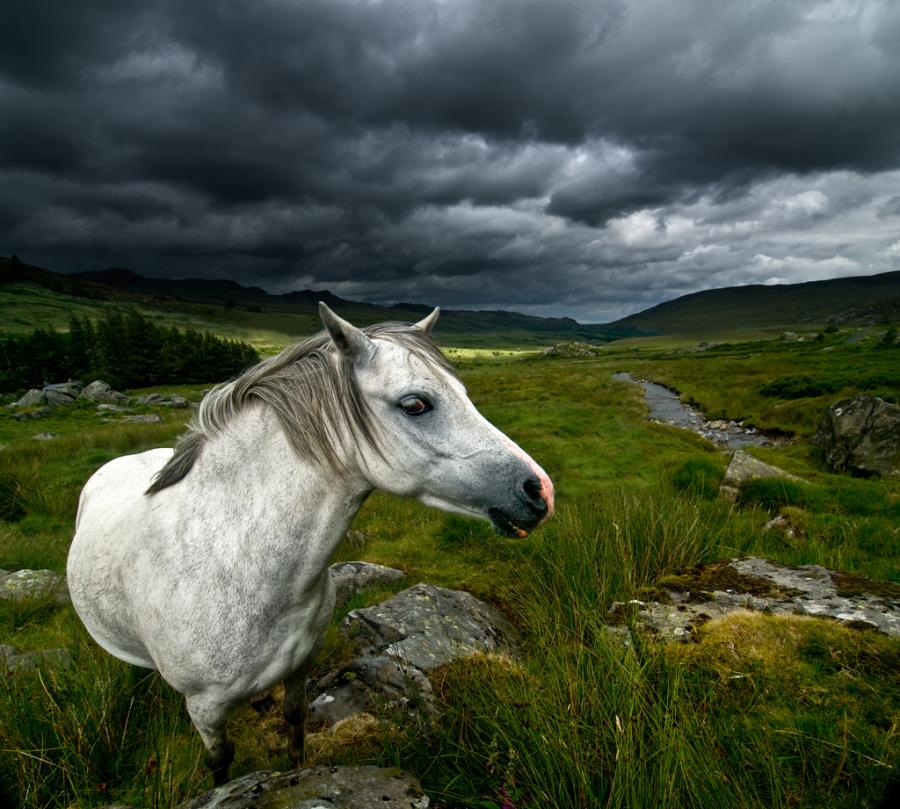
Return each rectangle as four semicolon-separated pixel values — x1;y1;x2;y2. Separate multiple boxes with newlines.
602;328;900;435
1;337;898;807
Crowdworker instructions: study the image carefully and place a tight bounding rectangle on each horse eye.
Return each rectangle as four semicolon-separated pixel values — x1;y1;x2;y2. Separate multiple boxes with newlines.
399;396;431;415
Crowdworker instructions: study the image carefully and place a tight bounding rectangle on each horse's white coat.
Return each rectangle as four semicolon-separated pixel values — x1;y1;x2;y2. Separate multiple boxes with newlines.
67;307;553;779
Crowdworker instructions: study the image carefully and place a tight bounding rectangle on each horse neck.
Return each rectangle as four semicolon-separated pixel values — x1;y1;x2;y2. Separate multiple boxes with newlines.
193;403;371;567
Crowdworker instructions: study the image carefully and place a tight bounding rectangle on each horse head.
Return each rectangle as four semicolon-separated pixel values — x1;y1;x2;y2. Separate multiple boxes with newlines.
319;303;554;537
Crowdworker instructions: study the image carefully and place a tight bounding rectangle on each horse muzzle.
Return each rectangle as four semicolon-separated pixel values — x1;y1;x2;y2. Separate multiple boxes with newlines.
487;472;555;537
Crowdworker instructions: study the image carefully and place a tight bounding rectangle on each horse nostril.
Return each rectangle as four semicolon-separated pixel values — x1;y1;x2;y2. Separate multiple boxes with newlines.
521;475;547;513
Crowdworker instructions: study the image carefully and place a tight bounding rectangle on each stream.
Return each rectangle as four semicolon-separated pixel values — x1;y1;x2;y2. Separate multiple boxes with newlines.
612;372;774;448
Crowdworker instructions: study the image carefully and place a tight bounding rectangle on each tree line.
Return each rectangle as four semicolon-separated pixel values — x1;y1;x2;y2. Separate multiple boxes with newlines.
0;311;259;392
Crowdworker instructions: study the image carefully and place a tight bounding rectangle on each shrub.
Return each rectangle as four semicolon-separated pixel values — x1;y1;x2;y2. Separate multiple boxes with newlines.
671;458;723;500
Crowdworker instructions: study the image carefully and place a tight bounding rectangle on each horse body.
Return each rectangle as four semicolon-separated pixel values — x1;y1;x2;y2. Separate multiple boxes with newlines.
68;305;553;784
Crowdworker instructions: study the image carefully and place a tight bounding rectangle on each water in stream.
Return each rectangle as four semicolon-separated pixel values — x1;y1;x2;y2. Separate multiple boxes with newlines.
612;372;773;448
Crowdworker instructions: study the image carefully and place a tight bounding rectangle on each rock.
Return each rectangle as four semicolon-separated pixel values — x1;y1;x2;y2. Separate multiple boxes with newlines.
43;389;75;406
0;568;70;604
161;394;189;408
33;432;57;441
14;389;47;407
542;341;604;358
12;407;51;421
309;655;434;730
0;644;73;673
176;766;429;809
608;557;900;642
81;380;128;404
330;561;405;607
780;331;799;342
719;449;802;500
344;529;370;549
44;381;82;397
344;583;518;671
96;403;130;413
134;392;190;408
122;414;162;423
814;395;900;478
763;514;797;540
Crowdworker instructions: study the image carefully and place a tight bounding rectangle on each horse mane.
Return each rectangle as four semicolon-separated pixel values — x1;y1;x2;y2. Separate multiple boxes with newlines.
145;322;457;494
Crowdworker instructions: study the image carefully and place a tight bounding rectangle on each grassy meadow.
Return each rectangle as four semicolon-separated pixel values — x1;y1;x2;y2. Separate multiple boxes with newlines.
1;321;898;807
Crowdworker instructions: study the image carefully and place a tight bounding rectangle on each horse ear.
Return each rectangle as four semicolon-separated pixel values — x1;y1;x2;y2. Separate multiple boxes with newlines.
415;307;440;336
319;302;375;363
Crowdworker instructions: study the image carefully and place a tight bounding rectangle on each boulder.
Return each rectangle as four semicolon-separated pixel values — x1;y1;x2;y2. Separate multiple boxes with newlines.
719;449;802;500
607;557;900;642
330;561;405;607
134;392;190;408
122;414;162;423
43;389;76;406
96;404;130;413
814;396;900;478
81;380;128;404
780;331;799;342
0;644;72;673
309;655;434;730
0;568;70;604
12;407;51;421
44;381;82;397
14;389;47;407
176;766;429;809
33;432;57;441
343;583;518;671
161;394;189;408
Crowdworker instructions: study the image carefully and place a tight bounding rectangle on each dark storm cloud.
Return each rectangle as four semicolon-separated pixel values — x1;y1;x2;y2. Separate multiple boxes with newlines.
1;0;899;320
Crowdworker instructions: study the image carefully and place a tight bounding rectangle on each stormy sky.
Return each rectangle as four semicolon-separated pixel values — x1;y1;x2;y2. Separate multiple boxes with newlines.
2;1;899;322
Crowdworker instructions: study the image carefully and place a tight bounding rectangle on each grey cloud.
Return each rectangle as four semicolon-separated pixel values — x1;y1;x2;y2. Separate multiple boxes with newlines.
1;1;899;321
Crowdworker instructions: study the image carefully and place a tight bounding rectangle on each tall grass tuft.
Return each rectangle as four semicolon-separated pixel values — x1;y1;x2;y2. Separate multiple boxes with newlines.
380;491;765;807
0;636;205;808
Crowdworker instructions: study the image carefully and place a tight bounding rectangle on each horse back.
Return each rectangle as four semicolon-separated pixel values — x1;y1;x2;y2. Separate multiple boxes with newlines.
69;448;175;668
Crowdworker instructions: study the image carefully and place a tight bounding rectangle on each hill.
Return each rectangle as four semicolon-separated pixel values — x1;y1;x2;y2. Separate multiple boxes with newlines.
612;270;900;334
0;257;640;349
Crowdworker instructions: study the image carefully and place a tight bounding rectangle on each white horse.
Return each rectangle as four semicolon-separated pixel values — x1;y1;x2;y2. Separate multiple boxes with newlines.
67;304;554;784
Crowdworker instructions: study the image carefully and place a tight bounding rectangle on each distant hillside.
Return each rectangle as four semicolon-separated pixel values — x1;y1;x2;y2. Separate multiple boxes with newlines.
612;270;900;334
0;257;640;347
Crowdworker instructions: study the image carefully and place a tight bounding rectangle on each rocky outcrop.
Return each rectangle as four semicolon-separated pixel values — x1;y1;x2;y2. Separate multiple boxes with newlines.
134;393;189;408
11;380;130;408
344;583;518;671
44;382;82;405
0;568;69;604
608;557;900;642
814;396;900;478
330;561;405;607
719;449;802;500
309;655;434;729
1;644;72;673
307;582;517;733
542;341;604;358
12;406;51;421
13;389;48;407
80;380;128;404
176;766;429;809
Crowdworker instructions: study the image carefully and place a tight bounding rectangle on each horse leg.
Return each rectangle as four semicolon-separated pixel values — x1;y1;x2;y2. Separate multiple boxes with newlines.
186;694;234;787
283;664;309;765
